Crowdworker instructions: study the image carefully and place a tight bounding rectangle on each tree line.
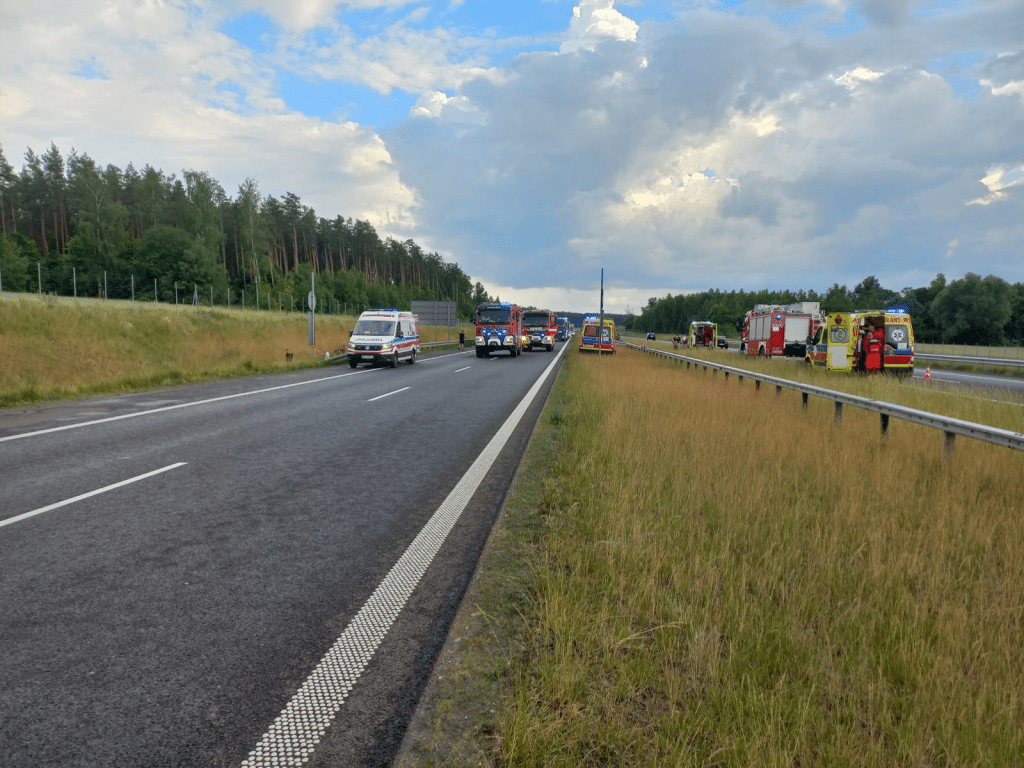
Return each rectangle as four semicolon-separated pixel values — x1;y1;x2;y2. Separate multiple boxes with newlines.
629;274;1024;346
0;142;493;317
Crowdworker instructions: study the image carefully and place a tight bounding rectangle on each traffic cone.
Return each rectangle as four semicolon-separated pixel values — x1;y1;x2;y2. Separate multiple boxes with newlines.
925;365;931;380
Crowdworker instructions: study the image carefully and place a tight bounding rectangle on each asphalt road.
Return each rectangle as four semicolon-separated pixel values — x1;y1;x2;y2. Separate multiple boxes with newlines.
0;342;567;768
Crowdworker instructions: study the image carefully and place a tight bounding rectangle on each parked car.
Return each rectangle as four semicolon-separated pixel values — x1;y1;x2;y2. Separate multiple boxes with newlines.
646;332;657;341
717;337;729;349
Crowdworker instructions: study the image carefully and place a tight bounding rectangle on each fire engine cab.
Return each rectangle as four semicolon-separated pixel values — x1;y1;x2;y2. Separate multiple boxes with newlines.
475;302;525;357
742;302;824;357
523;309;557;351
805;309;915;378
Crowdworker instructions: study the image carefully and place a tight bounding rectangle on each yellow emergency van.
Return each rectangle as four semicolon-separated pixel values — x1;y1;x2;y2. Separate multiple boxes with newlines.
805;310;915;378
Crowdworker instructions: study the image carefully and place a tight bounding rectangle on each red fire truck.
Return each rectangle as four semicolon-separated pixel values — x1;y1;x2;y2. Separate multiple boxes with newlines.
474;301;525;358
523;309;557;351
741;302;824;358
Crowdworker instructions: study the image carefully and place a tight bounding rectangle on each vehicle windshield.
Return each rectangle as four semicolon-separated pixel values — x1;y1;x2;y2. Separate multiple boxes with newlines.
353;319;396;336
524;313;549;327
477;309;511;324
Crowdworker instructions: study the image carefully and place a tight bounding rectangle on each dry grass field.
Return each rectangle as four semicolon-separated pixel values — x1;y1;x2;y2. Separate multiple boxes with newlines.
0;293;468;407
404;345;1024;767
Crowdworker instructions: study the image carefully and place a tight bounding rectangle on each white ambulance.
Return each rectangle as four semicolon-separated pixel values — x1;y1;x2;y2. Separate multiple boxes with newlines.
346;309;420;368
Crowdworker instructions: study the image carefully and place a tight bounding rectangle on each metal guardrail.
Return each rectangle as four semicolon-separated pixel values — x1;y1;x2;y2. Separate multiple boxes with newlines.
625;342;1024;458
914;352;1024;369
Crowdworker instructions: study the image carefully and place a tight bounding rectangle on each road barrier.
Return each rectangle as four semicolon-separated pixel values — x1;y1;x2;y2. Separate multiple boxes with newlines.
625;342;1024;459
914;352;1024;370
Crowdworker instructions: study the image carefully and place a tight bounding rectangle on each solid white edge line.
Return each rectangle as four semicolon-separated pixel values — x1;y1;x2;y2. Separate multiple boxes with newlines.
367;387;410;402
0;462;188;529
240;343;570;768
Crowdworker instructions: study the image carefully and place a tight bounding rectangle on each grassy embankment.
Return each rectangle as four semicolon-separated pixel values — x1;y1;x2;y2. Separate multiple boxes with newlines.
635;338;1024;433
402;345;1024;767
0;293;470;408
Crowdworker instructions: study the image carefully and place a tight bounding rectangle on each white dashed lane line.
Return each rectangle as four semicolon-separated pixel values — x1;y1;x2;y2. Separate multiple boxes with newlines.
367;387;410;402
0;462;188;529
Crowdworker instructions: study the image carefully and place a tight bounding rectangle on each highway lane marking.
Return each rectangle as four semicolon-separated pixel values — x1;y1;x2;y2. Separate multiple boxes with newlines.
367;387;410;402
0;462;188;529
240;341;570;768
453;366;471;373
0;370;378;444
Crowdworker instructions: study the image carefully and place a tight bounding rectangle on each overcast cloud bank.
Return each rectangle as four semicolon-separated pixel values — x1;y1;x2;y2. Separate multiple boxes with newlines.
2;0;1022;312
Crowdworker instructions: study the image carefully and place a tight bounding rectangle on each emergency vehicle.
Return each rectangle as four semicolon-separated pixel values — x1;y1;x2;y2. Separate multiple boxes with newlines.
579;316;616;353
347;309;420;368
523;309;557;351
742;302;824;357
805;309;915;378
475;302;525;357
689;321;718;348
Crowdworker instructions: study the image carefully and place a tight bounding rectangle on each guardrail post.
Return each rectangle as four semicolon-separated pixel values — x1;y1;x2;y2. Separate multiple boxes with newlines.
944;431;956;459
755;380;761;391
713;368;718;378
834;401;843;425
776;385;782;397
880;413;890;439
801;392;808;410
738;374;744;384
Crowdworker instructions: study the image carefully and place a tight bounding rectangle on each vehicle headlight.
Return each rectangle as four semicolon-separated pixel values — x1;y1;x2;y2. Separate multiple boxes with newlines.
476;335;484;344
381;343;393;352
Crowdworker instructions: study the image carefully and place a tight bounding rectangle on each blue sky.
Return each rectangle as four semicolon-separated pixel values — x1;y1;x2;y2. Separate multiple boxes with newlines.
3;0;1023;312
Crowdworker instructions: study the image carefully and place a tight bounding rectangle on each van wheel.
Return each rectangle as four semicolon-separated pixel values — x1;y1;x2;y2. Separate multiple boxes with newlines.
349;359;358;369
390;351;398;368
408;349;416;365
